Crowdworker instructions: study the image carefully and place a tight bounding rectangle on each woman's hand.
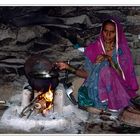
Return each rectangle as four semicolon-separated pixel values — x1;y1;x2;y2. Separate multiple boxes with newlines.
95;55;122;76
95;54;114;65
95;55;105;64
95;54;112;63
54;61;88;78
55;62;69;70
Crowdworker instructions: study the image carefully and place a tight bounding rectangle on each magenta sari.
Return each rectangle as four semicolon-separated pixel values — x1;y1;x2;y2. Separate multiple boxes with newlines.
81;19;139;111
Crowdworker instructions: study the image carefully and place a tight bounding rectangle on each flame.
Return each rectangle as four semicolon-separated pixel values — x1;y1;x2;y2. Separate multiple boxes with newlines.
44;85;54;110
44;85;53;102
37;85;54;111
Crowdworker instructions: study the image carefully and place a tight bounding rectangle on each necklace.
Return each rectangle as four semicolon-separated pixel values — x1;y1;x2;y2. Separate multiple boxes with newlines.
104;42;115;52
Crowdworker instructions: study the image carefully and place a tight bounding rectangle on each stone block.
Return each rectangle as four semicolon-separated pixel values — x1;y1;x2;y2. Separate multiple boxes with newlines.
131;49;140;65
134;65;140;76
136;76;140;95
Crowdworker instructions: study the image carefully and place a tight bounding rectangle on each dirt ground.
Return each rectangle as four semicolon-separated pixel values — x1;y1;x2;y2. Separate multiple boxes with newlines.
0;76;140;135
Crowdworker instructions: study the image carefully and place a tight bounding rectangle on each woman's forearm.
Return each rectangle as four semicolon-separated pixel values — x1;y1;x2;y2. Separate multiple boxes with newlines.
55;62;88;78
67;65;88;78
75;69;88;78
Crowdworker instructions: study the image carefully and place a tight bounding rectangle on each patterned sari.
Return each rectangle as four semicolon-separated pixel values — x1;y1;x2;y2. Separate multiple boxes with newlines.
78;19;139;111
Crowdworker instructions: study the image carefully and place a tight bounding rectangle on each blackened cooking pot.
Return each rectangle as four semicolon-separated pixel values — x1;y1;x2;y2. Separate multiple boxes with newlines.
24;54;59;92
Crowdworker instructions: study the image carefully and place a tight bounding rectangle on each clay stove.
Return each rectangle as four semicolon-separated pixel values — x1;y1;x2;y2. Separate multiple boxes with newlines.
20;83;68;120
20;54;76;118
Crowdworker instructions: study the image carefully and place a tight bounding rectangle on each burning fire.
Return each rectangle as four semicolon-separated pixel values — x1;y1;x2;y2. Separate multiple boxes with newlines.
34;85;54;114
20;85;56;118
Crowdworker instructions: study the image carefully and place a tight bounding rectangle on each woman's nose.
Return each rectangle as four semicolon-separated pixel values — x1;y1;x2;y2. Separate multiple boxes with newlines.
106;32;110;37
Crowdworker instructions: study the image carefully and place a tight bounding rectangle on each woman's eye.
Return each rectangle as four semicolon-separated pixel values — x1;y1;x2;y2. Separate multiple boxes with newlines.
103;30;107;32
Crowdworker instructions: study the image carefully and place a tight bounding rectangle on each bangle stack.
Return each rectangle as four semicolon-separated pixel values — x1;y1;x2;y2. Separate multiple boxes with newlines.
67;65;77;74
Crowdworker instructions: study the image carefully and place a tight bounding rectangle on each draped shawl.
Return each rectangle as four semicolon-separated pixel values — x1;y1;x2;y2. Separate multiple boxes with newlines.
84;19;139;91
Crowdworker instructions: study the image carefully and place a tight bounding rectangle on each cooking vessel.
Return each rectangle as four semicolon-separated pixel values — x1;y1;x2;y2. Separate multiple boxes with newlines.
24;54;59;92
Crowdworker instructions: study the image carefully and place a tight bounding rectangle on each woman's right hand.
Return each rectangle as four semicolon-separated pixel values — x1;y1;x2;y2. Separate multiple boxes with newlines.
55;62;88;78
55;62;69;70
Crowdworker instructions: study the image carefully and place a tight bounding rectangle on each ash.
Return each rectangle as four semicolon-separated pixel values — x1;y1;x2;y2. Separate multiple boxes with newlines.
0;93;89;134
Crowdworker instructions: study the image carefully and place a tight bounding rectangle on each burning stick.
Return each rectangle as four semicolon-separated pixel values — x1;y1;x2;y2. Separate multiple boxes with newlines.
19;97;38;118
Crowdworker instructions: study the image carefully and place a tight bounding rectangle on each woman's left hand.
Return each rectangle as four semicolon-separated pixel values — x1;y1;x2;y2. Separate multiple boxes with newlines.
95;54;113;64
95;54;106;63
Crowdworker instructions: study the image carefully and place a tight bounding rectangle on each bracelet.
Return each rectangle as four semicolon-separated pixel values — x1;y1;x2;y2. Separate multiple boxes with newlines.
67;65;77;74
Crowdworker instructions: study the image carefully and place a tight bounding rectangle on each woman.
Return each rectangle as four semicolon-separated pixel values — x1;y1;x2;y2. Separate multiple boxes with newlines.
56;19;139;114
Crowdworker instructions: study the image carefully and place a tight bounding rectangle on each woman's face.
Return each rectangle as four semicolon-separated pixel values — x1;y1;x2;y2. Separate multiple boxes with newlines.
102;23;116;44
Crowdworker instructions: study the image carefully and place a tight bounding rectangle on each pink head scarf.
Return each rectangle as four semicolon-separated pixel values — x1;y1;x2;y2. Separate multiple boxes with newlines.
84;19;139;91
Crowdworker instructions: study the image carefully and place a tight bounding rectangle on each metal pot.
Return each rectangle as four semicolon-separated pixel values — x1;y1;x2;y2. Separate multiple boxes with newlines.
24;54;59;92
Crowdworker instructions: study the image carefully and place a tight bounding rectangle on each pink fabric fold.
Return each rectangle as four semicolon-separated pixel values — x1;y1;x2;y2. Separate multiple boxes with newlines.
84;19;139;110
